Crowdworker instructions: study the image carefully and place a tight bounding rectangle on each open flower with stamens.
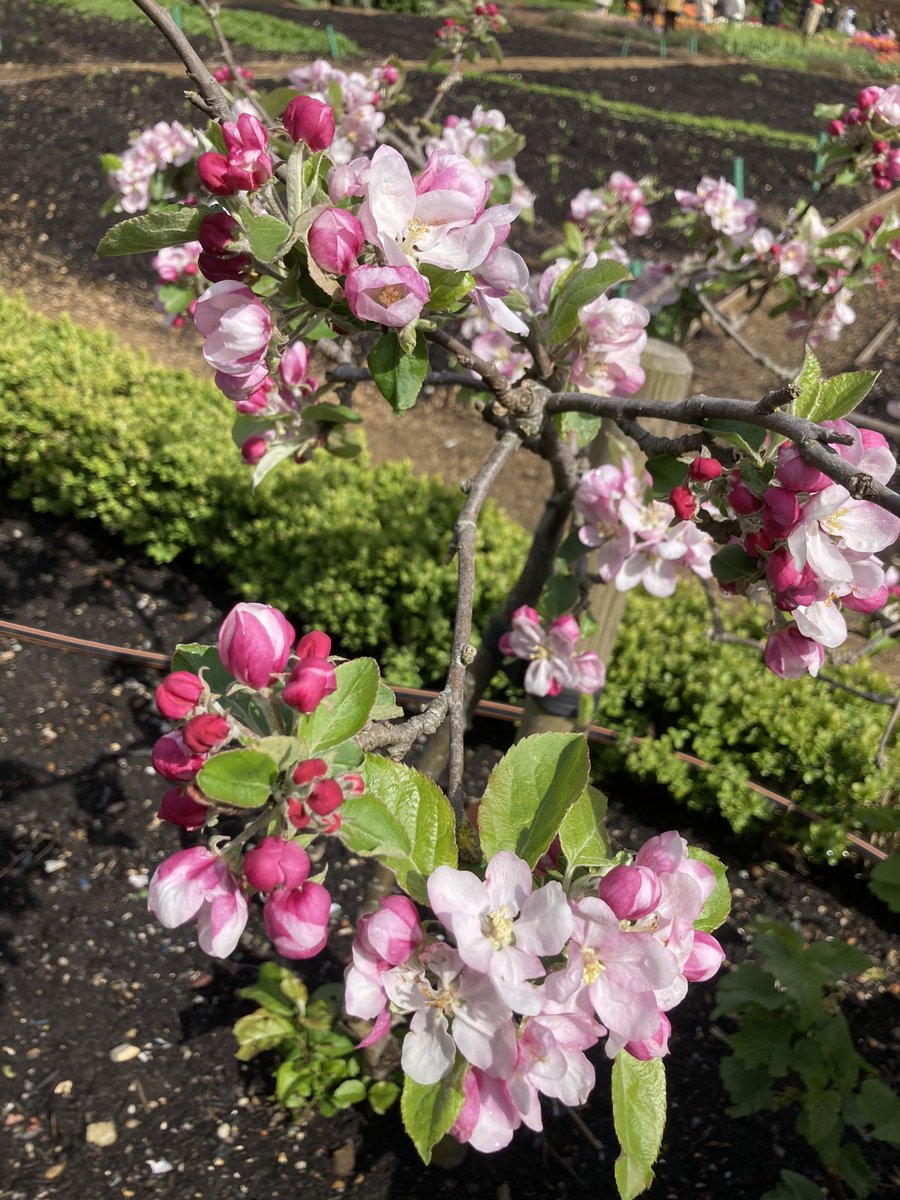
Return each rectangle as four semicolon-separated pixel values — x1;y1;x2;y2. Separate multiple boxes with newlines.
499;607;604;698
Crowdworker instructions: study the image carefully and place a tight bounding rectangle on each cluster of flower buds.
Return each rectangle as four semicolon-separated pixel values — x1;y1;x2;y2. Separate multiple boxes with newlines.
197;113;273;196
575;459;715;597
499;607;604;699
151;241;201;328
345;838;723;1152
286;60;400;164
692;425;900;677
147;603;357;960
425;106;535;218
107;120;198;214
213;64;254;85
569;171;654;244
824;84;900;191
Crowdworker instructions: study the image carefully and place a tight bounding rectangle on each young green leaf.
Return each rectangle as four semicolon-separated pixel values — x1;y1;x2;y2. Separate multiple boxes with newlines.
868;851;900;913
97;205;205;257
802;369;879;426
710;544;758;585
233;1009;296;1061
647;454;690;499
197;748;278;808
559;786;611;869
242;212;292;263
478;733;590;868
612;1054;666;1200
688;846;731;933
300;658;380;753
367;330;429;412
401;1058;467;1165
547;261;631;346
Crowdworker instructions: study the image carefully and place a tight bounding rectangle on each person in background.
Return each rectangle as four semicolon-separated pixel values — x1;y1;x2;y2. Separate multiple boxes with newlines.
696;0;715;20
837;4;857;33
801;0;825;36
639;0;657;28
762;0;783;25
872;7;895;36
722;0;745;21
665;0;685;31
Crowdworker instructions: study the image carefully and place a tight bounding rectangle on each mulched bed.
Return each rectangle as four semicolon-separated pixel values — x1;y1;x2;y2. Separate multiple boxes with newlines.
1;502;897;1200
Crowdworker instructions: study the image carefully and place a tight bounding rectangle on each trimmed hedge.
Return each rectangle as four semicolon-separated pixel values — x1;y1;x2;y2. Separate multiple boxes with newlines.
0;293;895;855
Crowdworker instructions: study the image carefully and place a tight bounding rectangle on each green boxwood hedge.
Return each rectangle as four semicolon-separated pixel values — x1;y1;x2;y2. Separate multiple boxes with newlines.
0;293;895;856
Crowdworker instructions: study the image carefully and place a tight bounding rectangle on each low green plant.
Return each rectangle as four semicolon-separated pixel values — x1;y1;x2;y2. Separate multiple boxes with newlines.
35;0;361;55
708;22;898;85
234;963;400;1118
714;919;900;1199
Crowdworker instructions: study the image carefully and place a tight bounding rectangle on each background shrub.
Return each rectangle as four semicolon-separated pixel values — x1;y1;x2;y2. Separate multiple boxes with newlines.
0;293;895;854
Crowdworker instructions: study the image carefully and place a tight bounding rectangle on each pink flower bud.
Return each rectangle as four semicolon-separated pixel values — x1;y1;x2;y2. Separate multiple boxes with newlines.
279;341;310;390
625;1011;670;1060
743;529;775;559
360;895;422;966
688;456;723;482
297;630;332;659
263;881;331;958
156;670;203;719
765;547;818;610
843;584;889;614
293;758;328;786
323;812;342;834
762;487;800;539
827;119;845;137
683;931;725;982
282;95;335;150
282;656;337;712
775;441;830;493
857;86;882;110
157;786;209;830
182;713;231;753
218;602;296;689
308;208;365;276
669;485;696;521
873;139;889;154
287;798;312;829
307;777;344;816
244;836;311;893
728;480;762;515
342;772;365;795
844;107;862;125
763;627;825;679
383;65;399;85
241;435;268;466
873;177;892;191
598;864;662;921
152;730;206;782
199;213;242;256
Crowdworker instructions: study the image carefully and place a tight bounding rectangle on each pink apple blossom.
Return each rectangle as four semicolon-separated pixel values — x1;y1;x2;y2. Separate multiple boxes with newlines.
344;264;430;327
193;280;272;379
263;881;332;959
148;846;248;958
218;602;295;689
499;606;605;698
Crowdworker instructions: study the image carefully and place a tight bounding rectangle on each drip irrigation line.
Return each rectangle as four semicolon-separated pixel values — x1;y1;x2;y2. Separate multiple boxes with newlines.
0;618;887;863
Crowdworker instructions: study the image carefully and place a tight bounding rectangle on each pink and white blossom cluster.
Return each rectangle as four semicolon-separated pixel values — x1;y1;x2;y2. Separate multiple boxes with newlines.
425;106;535;215
345;841;724;1152
675;176;758;245
575;460;715;596
823;84;900;191
569;171;654;242
286;60;395;163
108;121;198;213
499;607;604;698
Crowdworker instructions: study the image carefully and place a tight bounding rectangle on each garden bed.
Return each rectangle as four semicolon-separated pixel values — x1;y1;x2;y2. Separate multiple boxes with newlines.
1;504;897;1199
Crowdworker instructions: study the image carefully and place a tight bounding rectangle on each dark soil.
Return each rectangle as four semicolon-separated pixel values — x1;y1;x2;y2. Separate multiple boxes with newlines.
1;504;898;1200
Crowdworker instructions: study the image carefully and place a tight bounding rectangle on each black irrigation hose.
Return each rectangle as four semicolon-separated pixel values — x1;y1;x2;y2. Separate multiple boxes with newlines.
0;618;887;864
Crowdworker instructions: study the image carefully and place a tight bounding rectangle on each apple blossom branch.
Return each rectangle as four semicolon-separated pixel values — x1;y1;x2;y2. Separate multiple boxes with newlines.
130;0;233;123
546;391;900;519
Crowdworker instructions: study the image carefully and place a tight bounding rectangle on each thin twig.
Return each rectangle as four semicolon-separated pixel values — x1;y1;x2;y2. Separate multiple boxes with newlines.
696;291;794;383
356;690;451;757
425;327;513;406
325;364;489;392
129;0;232;123
876;693;900;768
446;430;523;818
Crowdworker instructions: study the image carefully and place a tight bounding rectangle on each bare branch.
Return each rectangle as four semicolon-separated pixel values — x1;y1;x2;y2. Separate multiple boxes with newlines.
130;0;232;123
696;291;794;384
325;364;490;392
356;690;451;757
876;693;900;768
425;327;514;406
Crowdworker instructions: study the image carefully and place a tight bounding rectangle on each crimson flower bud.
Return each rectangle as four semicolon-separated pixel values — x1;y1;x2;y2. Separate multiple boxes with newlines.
197;152;234;196
182;713;230;753
728;480;762;515
293;758;328;786
743;529;774;559
241;435;268;465
282;95;335;150
152;730;206;782
282;657;337;712
287;798;312;829
155;670;203;719
218;602;296;689
157;786;209;830
307;778;344;816
857;86;882;110
761;487;800;539
308;208;365;276
383;65;399;85
827;119;845;137
342;773;365;796
296;630;332;659
199;213;241;256
323;812;342;834
873;140;889;154
244;836;311;893
199;251;252;283
669;485;696;521
598;864;662;921
688;456;723;482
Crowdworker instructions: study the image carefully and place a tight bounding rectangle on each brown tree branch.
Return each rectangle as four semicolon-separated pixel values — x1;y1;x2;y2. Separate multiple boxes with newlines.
356;690;451;757
130;0;232;123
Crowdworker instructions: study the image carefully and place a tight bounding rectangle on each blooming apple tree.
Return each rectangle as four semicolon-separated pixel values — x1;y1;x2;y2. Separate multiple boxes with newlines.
101;0;900;1187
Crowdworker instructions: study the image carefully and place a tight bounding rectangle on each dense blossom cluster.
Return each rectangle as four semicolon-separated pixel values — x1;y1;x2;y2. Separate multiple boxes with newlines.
345;841;723;1152
107;120;198;213
148;603;359;959
570;171;654;245
824;84;900;191
426;106;535;216
499;607;604;698
286;60;399;163
575;459;715;596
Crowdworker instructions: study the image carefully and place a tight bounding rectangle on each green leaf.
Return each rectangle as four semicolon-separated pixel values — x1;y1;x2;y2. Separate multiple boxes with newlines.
197;748;278;808
369;679;404;722
845;1078;900;1145
713;963;786;1019
239;962;305;1018
368;1080;401;1115
478;733;590;868
813;103;846;121
647;454;689;499
301;658;380;753
798;1085;842;1148
359;756;457;904
242;212;291;263
332;1079;367;1108
720;1056;776;1116
791;349;823;420
710;544;758;585
275;1059;313;1108
869;852;900;913
761;1169;825;1200
555;411;602;448
233;1009;296;1061
171;642;232;694
559;786;610;868
157;284;195;314
612;1054;666;1200
339;794;412;858
548;260;631;346
97;204;205;257
258;86;301;119
420;264;476;310
251;437;308;489
798;369;878;426
300;402;362;425
100;152;122;174
401;1058;467;1165
702;418;767;458
688;847;731;933
727;1011;794;1077
541;572;579;619
367;330;429;413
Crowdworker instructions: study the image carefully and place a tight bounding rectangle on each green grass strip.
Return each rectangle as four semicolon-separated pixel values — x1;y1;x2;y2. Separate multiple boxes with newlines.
35;0;362;56
475;73;817;152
